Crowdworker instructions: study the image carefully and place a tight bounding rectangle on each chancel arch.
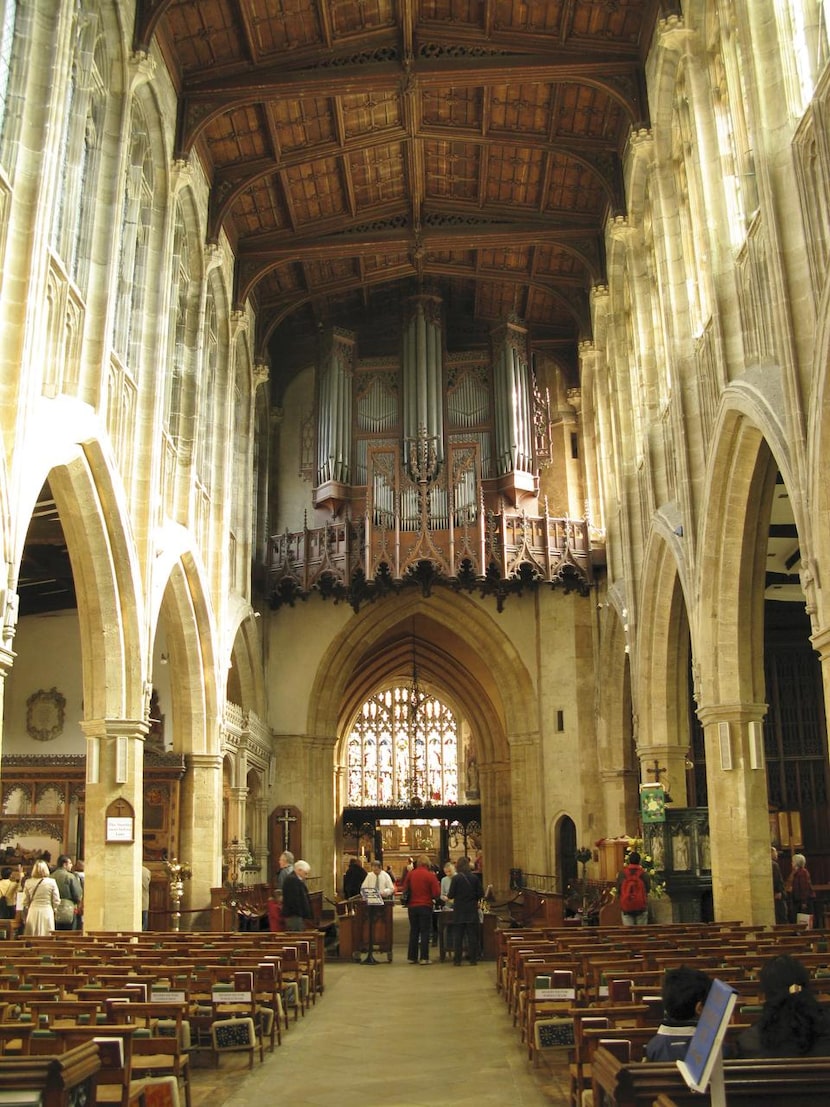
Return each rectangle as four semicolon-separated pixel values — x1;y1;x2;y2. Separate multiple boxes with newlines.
308;589;538;899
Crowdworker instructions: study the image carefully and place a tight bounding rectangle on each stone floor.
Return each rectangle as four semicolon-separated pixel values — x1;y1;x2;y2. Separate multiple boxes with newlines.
189;909;570;1107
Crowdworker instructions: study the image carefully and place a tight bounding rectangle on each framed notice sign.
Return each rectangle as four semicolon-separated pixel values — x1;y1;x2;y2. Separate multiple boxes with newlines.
105;798;135;843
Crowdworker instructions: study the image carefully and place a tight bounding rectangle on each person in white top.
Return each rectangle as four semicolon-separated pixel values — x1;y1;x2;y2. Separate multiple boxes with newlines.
361;859;395;899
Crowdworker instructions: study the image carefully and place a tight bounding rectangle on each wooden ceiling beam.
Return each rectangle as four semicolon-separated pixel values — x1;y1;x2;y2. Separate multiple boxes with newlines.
177;56;644;156
239;222;601;263
208;127;617;242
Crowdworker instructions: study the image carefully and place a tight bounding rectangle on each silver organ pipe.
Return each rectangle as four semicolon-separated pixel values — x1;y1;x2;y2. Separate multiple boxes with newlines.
402;295;444;466
317;329;355;485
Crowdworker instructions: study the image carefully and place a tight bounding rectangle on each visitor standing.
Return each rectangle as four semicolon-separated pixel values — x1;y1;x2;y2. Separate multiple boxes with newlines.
402;855;440;964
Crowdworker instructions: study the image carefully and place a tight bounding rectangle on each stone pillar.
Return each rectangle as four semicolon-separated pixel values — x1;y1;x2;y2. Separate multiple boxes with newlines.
697;702;772;924
0;644;16;758
402;295;444;467
560;387;586;520
637;743;690;807
600;767;636;836
480;759;511;898
575;347;603;528
229;786;248;851
179;753;223;929
252;797;268;878
304;736;337;900
810;626;830;762
507;733;545;875
81;717;148;931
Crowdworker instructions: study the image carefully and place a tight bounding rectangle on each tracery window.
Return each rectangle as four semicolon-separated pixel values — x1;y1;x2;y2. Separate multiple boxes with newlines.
112;111;153;370
774;0;829;115
672;70;709;338
164;208;191;444
195;288;218;490
706;4;758;246
347;686;459;806
642;184;670;407
50;15;106;290
0;0;18;153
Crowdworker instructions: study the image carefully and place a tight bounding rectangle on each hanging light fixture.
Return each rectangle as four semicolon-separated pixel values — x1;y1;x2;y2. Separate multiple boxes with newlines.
398;635;427;807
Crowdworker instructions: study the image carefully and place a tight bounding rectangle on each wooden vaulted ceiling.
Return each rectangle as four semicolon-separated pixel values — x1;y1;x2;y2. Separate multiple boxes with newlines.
137;0;669;395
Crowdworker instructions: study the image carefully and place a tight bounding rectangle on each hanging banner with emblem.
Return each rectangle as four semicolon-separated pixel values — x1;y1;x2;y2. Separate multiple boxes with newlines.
640;783;666;824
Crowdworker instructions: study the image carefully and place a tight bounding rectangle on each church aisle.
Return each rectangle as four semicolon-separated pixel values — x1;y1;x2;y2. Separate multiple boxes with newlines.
201;918;567;1106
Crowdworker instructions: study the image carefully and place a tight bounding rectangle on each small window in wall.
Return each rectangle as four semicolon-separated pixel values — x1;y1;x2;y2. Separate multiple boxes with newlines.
570;432;579;460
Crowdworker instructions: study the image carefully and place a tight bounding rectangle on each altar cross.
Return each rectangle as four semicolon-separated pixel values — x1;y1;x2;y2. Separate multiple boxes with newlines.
278;808;297;851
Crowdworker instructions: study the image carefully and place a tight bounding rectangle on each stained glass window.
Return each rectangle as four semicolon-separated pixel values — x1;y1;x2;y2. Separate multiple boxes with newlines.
347;686;458;805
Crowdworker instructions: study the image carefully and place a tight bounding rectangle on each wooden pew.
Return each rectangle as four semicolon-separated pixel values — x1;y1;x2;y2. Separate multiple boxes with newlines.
591;1046;830;1106
0;1040;101;1107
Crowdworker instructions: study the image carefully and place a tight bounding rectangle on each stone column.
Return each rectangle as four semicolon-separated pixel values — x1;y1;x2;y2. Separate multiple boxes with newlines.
81;717;148;931
507;733;545;875
480;759;511;898
0;644;16;758
810;626;830;761
229;787;248;853
179;753;223;928
304;736;337;900
560;387;586;520
696;702;772;924
575;346;603;531
636;743;690;807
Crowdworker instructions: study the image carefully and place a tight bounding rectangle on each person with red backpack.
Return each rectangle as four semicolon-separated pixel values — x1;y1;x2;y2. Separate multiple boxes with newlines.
616;849;651;926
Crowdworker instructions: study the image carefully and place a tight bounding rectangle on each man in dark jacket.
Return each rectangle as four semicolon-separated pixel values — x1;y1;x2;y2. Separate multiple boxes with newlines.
52;855;82;931
281;859;313;931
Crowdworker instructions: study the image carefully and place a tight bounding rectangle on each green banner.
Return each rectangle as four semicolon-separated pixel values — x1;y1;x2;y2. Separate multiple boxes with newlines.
640;784;666;824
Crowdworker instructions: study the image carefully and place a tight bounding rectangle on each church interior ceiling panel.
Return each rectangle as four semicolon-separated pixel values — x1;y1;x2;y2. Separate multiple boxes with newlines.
140;0;666;388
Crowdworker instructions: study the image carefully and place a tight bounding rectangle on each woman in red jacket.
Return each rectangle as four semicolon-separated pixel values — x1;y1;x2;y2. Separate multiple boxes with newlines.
402;854;440;964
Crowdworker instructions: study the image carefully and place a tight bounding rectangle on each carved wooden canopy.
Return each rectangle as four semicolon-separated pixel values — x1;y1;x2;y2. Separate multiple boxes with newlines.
136;0;670;392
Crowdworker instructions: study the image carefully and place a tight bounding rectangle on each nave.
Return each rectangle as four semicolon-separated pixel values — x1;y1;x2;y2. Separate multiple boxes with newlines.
198;909;562;1107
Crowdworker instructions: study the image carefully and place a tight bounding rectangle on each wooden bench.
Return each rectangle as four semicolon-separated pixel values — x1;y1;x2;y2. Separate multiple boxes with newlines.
591;1046;830;1106
0;1040;100;1107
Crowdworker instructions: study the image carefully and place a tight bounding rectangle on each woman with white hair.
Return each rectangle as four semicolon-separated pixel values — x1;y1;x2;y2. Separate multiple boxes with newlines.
22;859;60;936
789;853;815;924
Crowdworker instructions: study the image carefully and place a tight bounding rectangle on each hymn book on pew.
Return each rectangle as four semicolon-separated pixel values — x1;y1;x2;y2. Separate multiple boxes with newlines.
676;978;737;1101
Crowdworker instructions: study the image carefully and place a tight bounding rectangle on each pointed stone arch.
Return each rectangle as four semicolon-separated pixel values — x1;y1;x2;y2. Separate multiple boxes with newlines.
154;551;222;905
307;590;539;893
155;553;219;758
45;443;144;719
636;528;694;804
227;610;266;721
694;403;785;921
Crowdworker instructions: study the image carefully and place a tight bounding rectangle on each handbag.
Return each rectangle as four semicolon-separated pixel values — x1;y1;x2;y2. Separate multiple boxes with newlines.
400;886;411;906
55;899;76;926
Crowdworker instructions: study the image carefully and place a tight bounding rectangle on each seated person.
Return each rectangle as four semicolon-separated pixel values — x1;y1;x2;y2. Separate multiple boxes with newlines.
646;966;712;1061
735;954;830;1057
